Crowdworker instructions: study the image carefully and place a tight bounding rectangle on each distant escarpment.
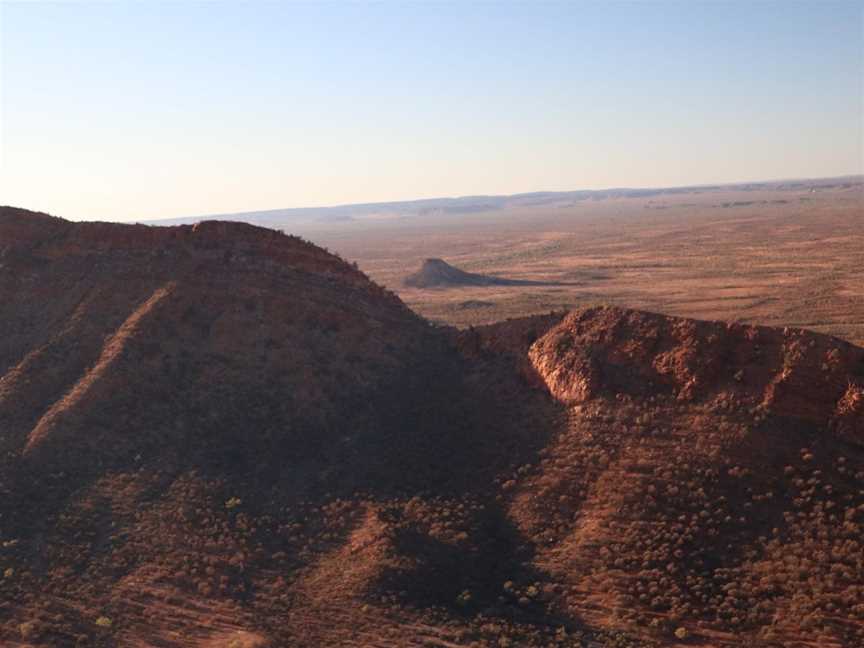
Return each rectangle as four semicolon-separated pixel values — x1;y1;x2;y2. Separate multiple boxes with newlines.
0;206;862;648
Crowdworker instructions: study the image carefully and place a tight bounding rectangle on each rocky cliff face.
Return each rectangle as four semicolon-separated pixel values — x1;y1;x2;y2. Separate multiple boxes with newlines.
529;306;864;428
0;207;862;648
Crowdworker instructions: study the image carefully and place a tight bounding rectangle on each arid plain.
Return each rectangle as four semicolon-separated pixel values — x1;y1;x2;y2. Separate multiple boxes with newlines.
312;180;863;347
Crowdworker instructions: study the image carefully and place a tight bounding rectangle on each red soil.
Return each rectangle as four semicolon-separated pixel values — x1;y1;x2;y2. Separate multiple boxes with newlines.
0;206;862;647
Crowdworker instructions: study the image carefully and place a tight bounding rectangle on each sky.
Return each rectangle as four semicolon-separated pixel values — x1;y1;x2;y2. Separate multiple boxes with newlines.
0;1;862;222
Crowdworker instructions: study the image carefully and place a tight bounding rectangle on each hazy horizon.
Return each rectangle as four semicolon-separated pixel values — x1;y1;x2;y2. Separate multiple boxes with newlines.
152;172;861;224
1;1;862;222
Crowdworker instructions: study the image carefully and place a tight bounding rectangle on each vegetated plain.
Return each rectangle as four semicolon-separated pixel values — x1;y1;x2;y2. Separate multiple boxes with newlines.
310;180;863;347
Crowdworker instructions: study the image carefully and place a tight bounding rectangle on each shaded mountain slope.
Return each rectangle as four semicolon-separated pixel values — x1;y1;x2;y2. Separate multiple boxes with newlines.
0;207;862;647
0;208;448;485
0;207;562;647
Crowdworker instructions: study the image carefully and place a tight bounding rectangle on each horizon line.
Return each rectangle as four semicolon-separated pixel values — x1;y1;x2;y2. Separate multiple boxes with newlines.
146;172;863;224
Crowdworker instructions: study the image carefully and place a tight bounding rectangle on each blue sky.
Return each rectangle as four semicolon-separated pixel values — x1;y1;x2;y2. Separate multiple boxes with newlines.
1;1;861;222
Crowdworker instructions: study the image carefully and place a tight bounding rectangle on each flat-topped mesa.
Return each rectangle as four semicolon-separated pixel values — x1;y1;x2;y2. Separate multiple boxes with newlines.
403;257;550;288
403;258;490;288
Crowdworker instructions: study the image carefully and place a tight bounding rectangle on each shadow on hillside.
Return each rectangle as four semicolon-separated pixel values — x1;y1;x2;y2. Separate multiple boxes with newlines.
372;498;586;633
182;331;566;502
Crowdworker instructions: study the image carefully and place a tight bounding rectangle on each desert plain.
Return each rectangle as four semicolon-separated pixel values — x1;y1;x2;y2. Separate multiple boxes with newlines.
309;180;863;346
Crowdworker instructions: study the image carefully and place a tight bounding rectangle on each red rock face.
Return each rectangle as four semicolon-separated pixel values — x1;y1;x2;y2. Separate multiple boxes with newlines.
0;207;863;648
529;306;864;429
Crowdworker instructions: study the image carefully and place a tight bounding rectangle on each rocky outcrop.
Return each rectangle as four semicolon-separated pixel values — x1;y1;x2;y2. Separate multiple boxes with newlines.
529;306;864;428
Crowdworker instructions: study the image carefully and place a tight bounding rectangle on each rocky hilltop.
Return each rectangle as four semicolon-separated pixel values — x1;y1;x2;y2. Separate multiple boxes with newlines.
0;206;862;648
403;258;550;289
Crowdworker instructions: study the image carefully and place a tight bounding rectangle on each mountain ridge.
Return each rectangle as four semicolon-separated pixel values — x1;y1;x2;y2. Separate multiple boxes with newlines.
0;207;862;647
